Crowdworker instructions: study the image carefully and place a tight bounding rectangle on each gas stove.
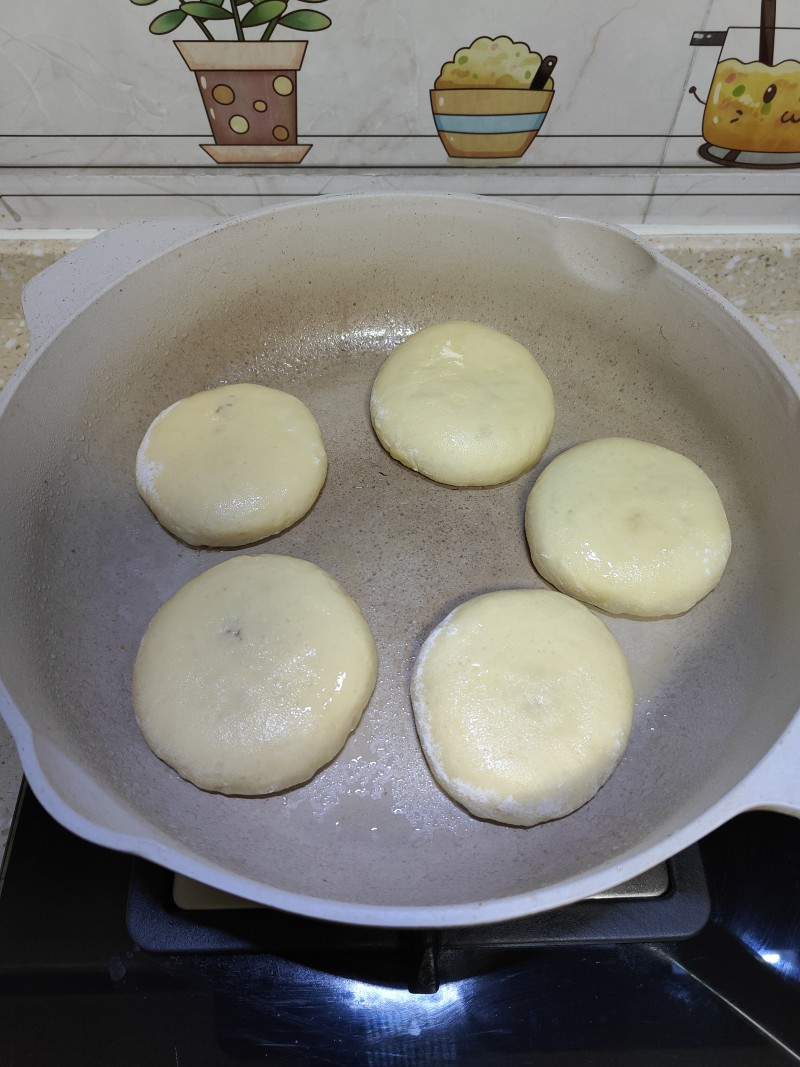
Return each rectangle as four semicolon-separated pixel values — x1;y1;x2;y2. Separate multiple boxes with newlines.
1;782;799;1065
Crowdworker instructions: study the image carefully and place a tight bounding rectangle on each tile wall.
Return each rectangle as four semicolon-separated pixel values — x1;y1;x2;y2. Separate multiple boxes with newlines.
1;0;799;227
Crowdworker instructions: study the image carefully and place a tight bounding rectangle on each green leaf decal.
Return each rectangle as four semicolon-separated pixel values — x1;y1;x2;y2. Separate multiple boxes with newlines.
241;1;287;27
181;2;234;17
149;9;188;32
279;9;331;30
130;0;159;6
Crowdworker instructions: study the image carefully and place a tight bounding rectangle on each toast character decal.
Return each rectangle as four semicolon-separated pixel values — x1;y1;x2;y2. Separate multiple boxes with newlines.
689;2;800;167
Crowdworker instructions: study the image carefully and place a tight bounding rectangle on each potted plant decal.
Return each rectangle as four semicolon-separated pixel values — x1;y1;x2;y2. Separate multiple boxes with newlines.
130;0;332;163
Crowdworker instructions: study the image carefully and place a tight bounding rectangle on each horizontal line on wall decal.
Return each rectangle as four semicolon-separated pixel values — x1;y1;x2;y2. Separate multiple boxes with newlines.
0;165;745;172
0;133;712;140
4;192;793;198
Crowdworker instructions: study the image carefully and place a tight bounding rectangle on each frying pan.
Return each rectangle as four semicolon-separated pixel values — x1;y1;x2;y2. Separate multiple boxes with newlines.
1;194;799;928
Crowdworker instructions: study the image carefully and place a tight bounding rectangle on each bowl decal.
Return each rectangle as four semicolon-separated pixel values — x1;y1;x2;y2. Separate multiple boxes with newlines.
430;88;554;159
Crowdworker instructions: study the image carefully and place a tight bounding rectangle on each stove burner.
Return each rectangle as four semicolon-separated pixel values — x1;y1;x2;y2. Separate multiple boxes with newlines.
125;847;709;993
1;783;799;1064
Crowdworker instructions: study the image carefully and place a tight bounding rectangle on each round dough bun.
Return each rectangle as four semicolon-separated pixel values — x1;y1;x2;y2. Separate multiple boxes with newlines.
411;589;634;827
525;437;732;618
136;383;327;547
370;321;554;487
132;554;377;795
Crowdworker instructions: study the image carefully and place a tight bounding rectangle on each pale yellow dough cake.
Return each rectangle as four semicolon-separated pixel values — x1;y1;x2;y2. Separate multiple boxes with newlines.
136;383;327;547
132;554;377;795
411;589;634;827
525;437;731;617
370;320;554;487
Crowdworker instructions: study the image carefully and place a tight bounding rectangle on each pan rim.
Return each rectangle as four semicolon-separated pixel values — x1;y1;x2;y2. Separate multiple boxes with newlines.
5;192;800;417
2;192;800;927
4;694;796;928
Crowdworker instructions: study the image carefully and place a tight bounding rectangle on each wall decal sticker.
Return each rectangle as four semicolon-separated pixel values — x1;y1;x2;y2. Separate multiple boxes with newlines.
130;0;332;163
689;1;800;168
429;36;557;160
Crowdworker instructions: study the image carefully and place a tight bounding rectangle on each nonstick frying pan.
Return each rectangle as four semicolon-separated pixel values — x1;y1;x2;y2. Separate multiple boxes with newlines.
1;194;799;927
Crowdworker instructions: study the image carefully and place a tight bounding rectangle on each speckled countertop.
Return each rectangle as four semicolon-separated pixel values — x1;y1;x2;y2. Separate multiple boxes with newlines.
1;230;799;859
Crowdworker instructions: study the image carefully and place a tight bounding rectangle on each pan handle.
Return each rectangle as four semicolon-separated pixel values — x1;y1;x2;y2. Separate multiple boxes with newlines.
730;712;800;819
22;219;208;355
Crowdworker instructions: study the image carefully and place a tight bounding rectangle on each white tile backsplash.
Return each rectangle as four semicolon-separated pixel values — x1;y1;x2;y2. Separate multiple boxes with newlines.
1;0;798;227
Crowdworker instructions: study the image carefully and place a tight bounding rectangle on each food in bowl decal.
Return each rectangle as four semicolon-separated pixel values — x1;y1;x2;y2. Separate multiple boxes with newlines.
430;36;557;160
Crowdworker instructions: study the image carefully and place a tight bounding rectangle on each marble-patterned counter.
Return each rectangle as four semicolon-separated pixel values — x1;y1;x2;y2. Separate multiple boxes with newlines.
1;230;798;857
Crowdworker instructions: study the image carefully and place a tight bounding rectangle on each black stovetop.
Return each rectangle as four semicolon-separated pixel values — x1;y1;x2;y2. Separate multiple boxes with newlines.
1;782;799;1065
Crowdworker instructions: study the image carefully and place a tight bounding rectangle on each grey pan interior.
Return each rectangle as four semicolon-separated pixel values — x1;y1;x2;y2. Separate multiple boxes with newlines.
1;194;800;927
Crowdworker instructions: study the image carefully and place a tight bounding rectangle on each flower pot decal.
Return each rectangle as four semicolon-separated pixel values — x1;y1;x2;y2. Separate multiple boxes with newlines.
131;0;332;165
430;37;557;160
176;41;310;163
